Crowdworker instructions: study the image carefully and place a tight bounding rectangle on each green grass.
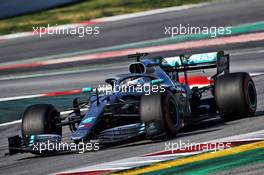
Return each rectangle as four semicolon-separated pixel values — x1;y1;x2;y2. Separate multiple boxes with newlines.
0;0;211;35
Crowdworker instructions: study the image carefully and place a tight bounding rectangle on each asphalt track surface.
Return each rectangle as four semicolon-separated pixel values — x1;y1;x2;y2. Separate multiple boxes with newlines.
1;0;264;174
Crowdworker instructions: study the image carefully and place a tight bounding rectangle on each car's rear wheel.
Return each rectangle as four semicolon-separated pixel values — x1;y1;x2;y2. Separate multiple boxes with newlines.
140;90;181;139
215;72;257;121
22;104;62;137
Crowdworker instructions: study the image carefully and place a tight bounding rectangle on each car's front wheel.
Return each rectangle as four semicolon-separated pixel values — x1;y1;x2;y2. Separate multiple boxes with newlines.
22;104;62;137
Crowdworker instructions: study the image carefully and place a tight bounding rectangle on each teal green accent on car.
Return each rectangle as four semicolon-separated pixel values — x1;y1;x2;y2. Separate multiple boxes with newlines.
188;52;217;64
139;123;145;133
29;139;34;143
82;87;93;93
139;127;145;131
163;52;217;67
151;79;164;85
30;135;35;140
83;117;95;123
139;130;145;134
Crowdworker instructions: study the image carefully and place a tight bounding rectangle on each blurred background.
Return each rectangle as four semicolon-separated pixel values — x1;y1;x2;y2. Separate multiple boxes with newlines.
0;0;80;19
0;0;209;34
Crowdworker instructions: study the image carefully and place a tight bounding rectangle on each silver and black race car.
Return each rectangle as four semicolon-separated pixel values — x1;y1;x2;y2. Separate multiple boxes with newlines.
7;51;257;155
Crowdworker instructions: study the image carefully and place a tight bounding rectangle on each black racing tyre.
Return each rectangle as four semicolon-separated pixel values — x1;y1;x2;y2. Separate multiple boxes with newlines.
215;72;257;121
140;90;181;138
22;104;62;137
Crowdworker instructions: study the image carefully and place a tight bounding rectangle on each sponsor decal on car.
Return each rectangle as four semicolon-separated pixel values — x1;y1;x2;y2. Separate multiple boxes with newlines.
163;52;217;67
83;117;95;123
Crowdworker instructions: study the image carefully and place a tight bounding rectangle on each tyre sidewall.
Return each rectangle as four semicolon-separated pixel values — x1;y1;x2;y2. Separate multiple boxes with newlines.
161;91;181;137
22;104;61;137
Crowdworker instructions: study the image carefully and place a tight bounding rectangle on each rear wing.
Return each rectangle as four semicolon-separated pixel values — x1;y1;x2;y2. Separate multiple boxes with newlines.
156;51;230;76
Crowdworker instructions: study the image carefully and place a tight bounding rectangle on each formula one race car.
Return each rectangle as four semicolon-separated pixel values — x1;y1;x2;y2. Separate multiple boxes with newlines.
7;51;257;155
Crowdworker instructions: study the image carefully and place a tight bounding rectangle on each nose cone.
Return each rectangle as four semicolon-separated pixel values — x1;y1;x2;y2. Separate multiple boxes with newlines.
71;128;88;141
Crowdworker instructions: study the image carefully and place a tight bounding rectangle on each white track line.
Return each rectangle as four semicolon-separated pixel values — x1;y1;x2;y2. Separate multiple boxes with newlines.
0;120;22;127
0;94;44;102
